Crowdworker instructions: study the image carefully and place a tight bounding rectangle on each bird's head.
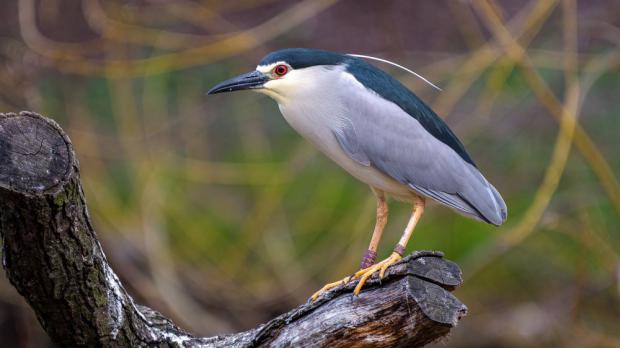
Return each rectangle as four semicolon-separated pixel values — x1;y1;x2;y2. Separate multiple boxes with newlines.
207;48;347;103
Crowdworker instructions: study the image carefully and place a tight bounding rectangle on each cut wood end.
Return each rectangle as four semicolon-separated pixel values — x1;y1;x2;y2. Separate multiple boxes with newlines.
0;111;74;195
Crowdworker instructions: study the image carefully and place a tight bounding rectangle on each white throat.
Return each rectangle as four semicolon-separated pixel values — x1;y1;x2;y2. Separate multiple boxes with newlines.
260;65;350;135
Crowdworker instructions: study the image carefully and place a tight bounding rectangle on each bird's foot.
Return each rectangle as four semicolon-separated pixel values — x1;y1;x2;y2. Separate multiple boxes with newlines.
310;276;351;301
309;251;402;301
352;252;402;296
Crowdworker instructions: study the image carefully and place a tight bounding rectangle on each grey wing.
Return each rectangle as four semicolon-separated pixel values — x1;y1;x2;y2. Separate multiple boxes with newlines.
334;90;507;226
333;118;371;166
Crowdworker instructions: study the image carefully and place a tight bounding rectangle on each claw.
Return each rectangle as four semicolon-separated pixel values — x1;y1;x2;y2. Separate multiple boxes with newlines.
310;252;402;301
353;252;402;296
310;276;351;301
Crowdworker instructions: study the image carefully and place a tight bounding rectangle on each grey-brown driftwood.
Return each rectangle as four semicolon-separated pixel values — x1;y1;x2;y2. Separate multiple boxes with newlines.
0;111;467;347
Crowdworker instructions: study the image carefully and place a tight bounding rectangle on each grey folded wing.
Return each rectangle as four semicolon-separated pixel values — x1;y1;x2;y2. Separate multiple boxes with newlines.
333;91;507;225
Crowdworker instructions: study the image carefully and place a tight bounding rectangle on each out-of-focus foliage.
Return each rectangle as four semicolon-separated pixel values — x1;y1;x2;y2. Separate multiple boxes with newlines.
0;0;618;347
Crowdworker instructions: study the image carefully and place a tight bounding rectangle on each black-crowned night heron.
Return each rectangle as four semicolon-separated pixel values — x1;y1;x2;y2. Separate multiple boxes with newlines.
208;48;507;300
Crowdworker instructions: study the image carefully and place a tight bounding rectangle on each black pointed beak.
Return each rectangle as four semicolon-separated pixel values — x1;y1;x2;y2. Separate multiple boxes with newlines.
207;70;269;95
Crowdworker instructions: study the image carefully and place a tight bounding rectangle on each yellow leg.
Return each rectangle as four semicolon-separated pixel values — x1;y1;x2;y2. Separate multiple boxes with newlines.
360;188;388;268
353;196;425;296
311;189;388;301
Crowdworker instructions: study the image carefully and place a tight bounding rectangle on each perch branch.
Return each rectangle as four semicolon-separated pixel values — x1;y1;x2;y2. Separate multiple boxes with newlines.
0;111;467;347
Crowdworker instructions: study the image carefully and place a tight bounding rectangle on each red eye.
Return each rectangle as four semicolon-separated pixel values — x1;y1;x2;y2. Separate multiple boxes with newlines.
274;64;289;76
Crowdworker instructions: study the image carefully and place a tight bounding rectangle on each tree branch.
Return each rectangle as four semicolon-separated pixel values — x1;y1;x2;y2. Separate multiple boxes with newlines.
0;111;467;347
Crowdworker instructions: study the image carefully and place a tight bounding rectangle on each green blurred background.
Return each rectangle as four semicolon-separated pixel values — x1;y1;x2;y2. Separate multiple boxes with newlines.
0;0;619;347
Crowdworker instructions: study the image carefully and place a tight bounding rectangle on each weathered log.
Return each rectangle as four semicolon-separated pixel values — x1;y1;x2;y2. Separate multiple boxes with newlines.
0;111;467;347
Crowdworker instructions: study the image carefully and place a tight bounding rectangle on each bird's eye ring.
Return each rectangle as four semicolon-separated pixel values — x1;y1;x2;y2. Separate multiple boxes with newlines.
274;64;289;77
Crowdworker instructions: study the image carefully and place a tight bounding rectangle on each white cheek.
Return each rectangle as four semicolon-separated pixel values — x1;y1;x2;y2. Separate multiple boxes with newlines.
268;71;316;94
260;66;346;105
256;86;285;102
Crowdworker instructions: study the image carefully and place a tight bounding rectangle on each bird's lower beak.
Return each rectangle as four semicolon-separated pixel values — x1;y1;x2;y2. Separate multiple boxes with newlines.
207;70;269;95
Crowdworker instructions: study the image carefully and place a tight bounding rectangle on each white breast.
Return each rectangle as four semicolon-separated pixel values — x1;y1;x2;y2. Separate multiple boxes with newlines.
272;67;413;201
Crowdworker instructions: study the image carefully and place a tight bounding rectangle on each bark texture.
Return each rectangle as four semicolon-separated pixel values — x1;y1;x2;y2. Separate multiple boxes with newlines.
0;111;467;347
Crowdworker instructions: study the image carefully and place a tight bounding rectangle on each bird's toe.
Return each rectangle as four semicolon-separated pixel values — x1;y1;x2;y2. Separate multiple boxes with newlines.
353;252;402;296
379;252;402;279
311;252;404;300
310;276;351;301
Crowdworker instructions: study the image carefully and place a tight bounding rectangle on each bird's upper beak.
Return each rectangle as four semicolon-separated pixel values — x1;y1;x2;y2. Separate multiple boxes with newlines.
207;70;269;95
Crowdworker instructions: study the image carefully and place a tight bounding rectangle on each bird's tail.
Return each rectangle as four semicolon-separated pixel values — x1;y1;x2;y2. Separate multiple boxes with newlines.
485;182;507;226
455;174;507;226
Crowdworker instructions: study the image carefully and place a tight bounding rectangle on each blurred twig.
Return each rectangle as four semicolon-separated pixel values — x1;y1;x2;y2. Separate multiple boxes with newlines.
463;0;619;279
82;0;212;50
432;0;559;117
18;0;340;77
474;0;620;215
477;0;579;247
18;0;106;56
141;168;233;334
224;144;315;276
448;0;486;49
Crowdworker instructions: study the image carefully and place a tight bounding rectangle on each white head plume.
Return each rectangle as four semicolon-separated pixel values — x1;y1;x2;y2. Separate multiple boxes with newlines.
347;53;442;91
